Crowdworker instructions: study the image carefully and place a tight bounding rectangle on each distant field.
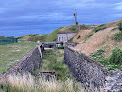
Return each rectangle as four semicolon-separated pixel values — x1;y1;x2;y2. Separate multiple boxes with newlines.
0;42;37;75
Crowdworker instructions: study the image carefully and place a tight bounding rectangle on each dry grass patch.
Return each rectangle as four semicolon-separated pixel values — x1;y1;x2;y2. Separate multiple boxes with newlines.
1;73;83;92
75;27;117;56
73;30;93;43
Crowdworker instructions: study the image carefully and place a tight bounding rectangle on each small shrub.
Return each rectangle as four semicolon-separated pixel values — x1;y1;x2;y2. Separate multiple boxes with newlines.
90;49;106;63
76;22;79;25
112;32;122;41
118;22;122;32
109;48;122;65
77;35;81;39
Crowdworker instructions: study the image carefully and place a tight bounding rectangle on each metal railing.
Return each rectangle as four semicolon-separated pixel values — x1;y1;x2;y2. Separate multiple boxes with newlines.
0;37;18;45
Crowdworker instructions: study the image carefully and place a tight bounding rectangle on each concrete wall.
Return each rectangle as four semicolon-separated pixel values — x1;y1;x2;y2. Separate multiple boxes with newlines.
64;46;122;92
0;45;43;83
57;32;76;42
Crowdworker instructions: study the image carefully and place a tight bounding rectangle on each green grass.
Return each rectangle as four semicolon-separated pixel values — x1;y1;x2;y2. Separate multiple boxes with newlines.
45;27;63;41
57;47;64;49
111;27;118;31
1;49;83;92
40;49;74;80
112;32;122;41
90;48;122;70
68;37;73;42
19;27;63;42
93;24;107;33
0;42;37;75
58;25;91;34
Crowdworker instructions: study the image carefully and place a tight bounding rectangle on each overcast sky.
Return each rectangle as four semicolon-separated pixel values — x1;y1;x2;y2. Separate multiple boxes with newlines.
0;0;122;37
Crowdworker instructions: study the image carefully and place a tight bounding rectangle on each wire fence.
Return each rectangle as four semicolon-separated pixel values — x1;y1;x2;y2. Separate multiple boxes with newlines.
0;37;18;45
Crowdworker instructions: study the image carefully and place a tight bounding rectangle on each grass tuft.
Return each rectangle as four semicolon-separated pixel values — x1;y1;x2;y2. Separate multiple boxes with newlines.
1;73;83;92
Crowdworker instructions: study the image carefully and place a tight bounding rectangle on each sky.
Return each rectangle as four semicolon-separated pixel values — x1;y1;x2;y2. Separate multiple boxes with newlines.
0;0;122;37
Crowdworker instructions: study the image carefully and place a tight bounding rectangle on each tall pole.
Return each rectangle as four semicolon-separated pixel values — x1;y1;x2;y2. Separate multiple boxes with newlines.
74;9;77;25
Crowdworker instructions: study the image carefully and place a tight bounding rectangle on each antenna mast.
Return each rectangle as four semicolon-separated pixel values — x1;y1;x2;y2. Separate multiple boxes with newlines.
74;9;78;25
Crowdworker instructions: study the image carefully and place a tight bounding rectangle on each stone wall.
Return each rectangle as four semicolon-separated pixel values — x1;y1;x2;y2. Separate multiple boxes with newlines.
64;46;107;92
104;69;122;92
0;45;43;83
65;42;78;47
64;46;122;92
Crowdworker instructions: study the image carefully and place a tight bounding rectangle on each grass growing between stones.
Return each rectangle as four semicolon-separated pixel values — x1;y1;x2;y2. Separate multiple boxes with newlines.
0;42;37;75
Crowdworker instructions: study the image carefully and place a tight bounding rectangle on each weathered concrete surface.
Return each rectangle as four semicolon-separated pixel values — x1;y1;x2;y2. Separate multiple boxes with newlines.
57;32;77;42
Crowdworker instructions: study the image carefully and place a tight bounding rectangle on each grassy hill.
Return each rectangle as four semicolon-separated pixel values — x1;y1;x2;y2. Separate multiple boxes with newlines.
71;19;122;70
18;24;93;42
18;27;63;42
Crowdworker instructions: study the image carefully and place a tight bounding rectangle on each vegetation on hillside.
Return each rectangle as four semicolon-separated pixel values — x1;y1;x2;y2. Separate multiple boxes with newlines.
19;27;63;42
82;33;93;43
0;42;37;75
111;27;118;31
68;37;74;42
118;22;122;32
92;24;107;33
45;27;63;41
112;32;122;41
109;48;122;65
58;24;92;34
90;48;122;70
